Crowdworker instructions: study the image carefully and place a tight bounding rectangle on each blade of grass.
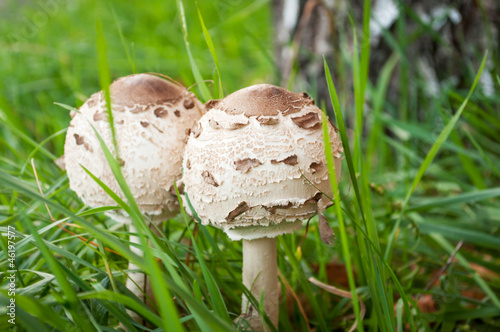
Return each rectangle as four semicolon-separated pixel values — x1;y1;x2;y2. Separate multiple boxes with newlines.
367;54;399;164
0;116;57;160
79;290;162;326
279;237;328;332
110;6;137;74
94;22;188;329
0;291;70;331
340;206;417;331
462;127;500;176
321;111;362;332
324;58;394;331
22;208;93;330
174;182;231;323
0;294;50;332
96;19;118;157
89;123;184;332
197;6;223;99
20;128;67;175
430;233;500;310
323;59;366;228
411;218;500;250
81;122;229;330
177;0;212;101
88;118;234;330
407;187;500;212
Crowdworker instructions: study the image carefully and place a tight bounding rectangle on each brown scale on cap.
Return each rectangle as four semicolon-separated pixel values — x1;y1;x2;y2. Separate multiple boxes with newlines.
309;162;323;174
291;112;321;130
191;121;203;138
73;134;93;152
87;94;99;108
234;158;263;173
205;99;220;111
183;99;195;109
263;202;294;214
256;115;280;125
113;105;126;112
110;74;184;108
84;143;93;152
214;84;314;117
74;134;84;145
304;192;322;205
154;107;168;118
226;201;250;222
140;121;150;128
174;110;181;117
202;171;219;187
208;119;220;129
129;105;145;113
271;154;298;166
151;123;163;133
93;111;107;121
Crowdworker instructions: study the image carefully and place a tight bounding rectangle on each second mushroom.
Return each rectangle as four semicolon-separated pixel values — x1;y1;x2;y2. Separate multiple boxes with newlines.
63;73;204;323
181;84;342;331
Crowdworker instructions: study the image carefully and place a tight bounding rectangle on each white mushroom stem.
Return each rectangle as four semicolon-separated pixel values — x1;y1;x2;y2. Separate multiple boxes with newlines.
126;223;162;323
241;237;279;331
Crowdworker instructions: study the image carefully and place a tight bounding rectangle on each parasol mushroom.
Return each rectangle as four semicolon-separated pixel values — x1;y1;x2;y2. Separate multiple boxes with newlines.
62;73;204;321
181;84;342;330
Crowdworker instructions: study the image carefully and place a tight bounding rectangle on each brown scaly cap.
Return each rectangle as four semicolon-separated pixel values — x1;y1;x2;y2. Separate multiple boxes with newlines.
64;73;204;224
211;84;314;117
110;73;185;107
181;84;343;241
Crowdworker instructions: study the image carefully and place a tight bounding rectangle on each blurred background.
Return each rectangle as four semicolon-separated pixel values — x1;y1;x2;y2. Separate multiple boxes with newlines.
1;0;497;130
1;0;500;331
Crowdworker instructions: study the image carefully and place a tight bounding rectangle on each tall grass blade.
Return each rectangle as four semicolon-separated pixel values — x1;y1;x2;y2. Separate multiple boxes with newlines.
110;6;137;73
197;7;224;99
177;0;212;101
96;19;119;157
89;123;185;332
22;208;93;330
174;183;231;323
321;112;363;332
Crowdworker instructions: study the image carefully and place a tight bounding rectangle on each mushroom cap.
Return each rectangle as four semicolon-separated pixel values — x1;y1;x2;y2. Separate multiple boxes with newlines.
181;84;342;240
64;73;204;223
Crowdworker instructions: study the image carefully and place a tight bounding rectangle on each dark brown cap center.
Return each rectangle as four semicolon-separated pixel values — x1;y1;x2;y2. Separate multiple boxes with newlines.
211;84;314;117
109;74;184;107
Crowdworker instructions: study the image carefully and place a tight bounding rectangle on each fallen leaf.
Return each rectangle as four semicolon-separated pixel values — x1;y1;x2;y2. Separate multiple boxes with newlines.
319;213;335;245
417;294;436;314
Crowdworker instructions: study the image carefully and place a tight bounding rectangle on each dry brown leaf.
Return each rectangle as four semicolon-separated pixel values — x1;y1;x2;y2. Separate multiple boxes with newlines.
417;294;437;314
318;213;335;246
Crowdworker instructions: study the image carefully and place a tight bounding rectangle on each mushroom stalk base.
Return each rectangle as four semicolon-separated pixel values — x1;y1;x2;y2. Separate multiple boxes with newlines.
241;237;279;331
126;223;162;323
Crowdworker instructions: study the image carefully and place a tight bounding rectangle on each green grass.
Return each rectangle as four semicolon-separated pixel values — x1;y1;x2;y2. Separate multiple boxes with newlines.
1;0;500;331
